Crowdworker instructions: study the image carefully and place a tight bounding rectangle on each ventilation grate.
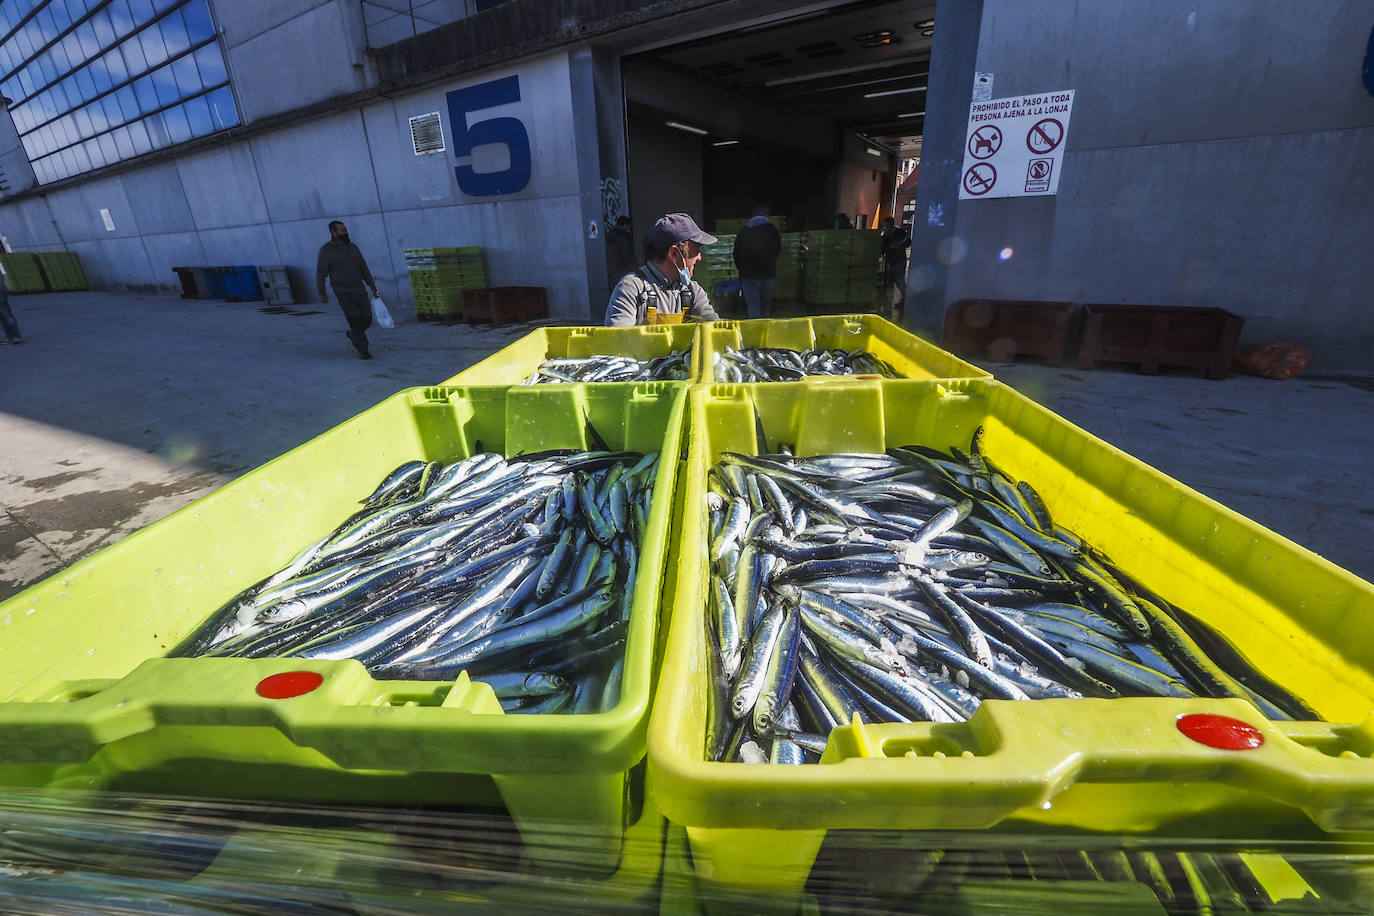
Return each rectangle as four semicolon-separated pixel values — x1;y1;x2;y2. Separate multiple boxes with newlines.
409;112;445;156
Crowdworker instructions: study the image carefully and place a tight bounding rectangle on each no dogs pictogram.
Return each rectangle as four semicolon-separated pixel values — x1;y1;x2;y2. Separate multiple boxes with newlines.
967;125;1002;159
963;163;997;196
1026;118;1064;154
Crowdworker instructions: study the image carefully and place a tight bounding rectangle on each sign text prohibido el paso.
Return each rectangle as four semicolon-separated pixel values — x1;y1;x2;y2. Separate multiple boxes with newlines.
959;90;1074;200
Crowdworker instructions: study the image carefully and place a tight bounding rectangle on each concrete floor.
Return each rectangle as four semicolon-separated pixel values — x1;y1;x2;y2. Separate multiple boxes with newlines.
1;290;1372;601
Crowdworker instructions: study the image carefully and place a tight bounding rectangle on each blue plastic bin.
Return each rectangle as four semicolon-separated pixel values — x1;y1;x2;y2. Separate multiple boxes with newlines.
215;266;264;302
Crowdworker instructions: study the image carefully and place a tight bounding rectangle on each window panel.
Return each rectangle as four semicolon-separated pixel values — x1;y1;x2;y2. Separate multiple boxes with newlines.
101;92;122;126
61;33;82;69
132;73;157;112
182;0;214;43
97;131;118;164
90;9;116;48
121;33;147;74
71;142;91;172
111;124;132;157
76;22;100;62
74;67;96;101
66;0;89;23
127;117;149;153
159;11;189;57
170;52;197;94
83;137;103;169
60;147;77;175
37;7;60;42
107;0;134;37
192;43;224;86
17;67;36;97
182;92;211;136
143;110;167;147
15;27;35;60
127;0;155;24
89;55;114;92
85;99;107;132
163;101;189;142
206;84;235;128
35;52;57;85
138;23;166;68
151;62;177;105
71;105;92;138
116;84;138;120
102;48;128;84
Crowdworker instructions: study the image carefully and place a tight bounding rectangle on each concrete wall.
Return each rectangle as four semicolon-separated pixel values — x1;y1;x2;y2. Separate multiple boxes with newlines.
945;0;1374;368
0;49;593;318
211;0;375;123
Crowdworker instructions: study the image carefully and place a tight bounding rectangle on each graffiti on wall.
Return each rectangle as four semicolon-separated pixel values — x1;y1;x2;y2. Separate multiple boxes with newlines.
600;177;624;224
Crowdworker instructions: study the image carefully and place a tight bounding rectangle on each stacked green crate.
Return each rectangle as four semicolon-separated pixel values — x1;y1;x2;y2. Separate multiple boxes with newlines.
774;232;802;302
847;229;883;307
0;252;48;292
803;230;882;308
36;251;88;291
693;234;739;312
404;247;487;318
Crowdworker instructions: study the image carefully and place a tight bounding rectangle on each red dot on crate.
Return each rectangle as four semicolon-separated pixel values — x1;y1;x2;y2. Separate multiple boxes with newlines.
1176;713;1264;750
256;671;324;699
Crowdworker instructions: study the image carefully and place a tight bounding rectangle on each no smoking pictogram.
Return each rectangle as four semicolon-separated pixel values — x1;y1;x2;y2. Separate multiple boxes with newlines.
967;125;1001;159
963;162;997;196
1026;118;1063;154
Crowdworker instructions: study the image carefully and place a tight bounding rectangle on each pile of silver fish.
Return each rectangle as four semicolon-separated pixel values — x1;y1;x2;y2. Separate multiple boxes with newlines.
523;351;691;384
703;430;1313;764
170;450;659;715
713;346;898;383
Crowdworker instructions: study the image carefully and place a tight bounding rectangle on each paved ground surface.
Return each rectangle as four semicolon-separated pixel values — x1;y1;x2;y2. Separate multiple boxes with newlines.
1;289;1371;601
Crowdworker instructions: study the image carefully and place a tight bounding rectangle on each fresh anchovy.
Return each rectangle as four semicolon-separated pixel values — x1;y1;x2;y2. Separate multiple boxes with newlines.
713;346;900;383
703;426;1308;764
169;451;659;716
523;350;691;384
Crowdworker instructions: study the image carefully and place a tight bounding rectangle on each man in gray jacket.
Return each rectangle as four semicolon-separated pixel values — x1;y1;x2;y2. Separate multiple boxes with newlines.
316;220;380;359
604;213;720;326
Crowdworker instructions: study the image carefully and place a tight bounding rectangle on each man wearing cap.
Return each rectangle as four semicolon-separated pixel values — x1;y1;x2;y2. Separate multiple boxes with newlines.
604;212;720;326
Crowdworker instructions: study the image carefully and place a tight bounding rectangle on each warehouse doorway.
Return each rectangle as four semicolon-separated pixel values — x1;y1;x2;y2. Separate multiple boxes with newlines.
620;0;932;313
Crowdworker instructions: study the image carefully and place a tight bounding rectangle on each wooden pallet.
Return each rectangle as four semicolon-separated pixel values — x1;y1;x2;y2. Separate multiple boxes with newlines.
1077;304;1243;380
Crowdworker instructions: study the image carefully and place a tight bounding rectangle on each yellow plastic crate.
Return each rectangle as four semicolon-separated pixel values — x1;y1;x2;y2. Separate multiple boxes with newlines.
647;378;1374;898
441;324;698;386
0;382;687;869
693;314;991;383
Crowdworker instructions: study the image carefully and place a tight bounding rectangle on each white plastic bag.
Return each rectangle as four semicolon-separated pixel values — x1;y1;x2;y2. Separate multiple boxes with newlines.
370;294;395;329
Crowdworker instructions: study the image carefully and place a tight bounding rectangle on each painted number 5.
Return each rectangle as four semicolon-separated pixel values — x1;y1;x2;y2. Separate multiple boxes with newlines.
446;75;532;196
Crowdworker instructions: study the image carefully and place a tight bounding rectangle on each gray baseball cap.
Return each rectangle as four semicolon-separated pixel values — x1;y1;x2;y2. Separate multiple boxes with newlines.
645;213;717;248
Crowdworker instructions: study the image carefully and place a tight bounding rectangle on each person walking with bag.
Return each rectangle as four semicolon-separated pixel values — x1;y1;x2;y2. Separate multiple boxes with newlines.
0;263;23;345
316;220;380;360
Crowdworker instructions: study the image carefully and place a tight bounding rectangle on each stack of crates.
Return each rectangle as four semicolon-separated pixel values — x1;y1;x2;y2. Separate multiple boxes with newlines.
803;229;882;308
0;252;48;292
773;232;802;303
694;233;738;311
405;246;487;319
36;251;87;291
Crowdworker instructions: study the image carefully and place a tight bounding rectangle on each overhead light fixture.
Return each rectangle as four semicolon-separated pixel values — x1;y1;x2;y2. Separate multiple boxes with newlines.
764;60;916;88
665;120;708;136
863;85;927;99
915;19;934;29
866;147;883;157
712;139;740;147
921;28;934;37
897;111;924;118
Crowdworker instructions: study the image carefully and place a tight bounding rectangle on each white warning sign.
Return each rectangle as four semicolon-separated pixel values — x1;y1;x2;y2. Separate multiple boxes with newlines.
959;90;1073;199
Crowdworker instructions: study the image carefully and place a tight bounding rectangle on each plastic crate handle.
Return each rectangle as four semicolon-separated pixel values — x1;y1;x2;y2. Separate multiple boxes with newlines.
819;698;1374;832
0;658;507;770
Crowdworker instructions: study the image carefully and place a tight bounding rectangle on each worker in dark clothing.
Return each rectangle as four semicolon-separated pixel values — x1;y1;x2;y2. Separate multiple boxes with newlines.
732;205;782;320
605;215;637;287
316;220;379;360
880;216;911;306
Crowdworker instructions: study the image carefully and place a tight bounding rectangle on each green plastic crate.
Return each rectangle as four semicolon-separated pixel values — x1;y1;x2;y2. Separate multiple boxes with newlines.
693;314;992;383
0;382;687;867
0;252;48;293
441;324;697;386
35;251;87;291
647;378;1374;898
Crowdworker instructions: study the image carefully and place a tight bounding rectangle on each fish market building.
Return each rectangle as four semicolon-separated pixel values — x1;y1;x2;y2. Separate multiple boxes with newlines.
0;0;1369;366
